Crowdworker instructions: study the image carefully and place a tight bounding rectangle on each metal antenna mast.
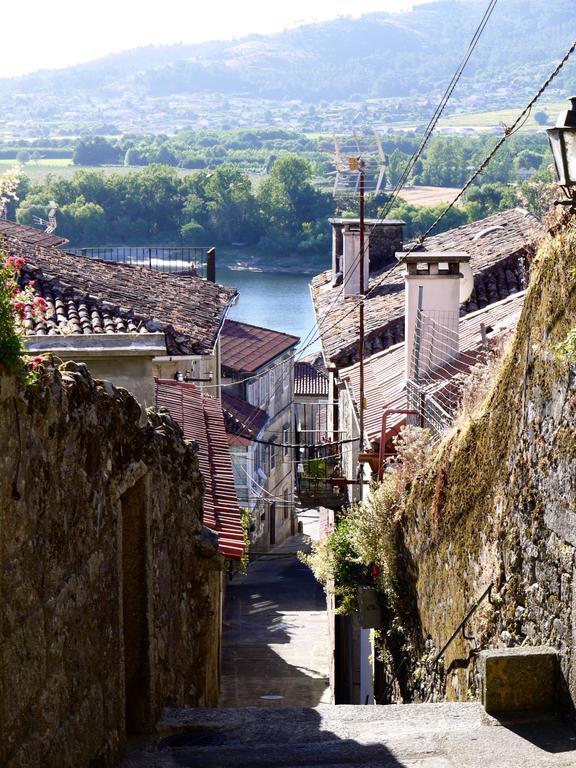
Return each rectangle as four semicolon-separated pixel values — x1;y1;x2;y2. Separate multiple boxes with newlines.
348;155;367;447
33;200;59;234
331;132;386;455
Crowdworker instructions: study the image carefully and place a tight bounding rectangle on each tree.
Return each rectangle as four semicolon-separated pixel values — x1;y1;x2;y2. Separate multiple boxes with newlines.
514;150;545;171
60;197;106;244
534;111;550;126
124;147;149;166
73;136;122;166
386;200;468;239
258;156;331;243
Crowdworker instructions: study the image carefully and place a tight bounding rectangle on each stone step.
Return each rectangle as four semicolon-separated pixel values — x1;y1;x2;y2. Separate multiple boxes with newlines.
124;737;446;767
121;703;576;768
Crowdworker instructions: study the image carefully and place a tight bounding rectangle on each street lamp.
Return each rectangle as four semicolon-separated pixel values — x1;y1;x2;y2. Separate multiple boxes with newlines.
547;97;576;211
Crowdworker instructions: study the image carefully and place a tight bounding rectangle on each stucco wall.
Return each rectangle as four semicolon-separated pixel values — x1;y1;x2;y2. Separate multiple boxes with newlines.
392;223;576;717
0;361;222;768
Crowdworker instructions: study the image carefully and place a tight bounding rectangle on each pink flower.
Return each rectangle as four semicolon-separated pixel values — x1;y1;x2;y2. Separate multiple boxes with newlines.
2;256;25;272
31;356;44;370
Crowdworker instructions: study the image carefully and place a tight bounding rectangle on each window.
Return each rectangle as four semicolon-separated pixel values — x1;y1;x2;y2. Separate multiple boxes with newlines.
282;424;290;457
283;489;289;520
270;441;276;470
269;366;276;399
260;373;268;405
248;380;257;407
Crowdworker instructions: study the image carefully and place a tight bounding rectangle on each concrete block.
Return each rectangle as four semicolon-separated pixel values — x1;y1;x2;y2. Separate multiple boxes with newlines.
479;646;558;715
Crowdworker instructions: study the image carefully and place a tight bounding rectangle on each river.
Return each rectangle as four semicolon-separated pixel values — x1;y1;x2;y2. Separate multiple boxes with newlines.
216;265;321;352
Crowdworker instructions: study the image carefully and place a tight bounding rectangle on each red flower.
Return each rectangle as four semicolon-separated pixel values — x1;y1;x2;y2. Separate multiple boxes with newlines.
3;256;26;272
33;296;48;312
31;356;44;370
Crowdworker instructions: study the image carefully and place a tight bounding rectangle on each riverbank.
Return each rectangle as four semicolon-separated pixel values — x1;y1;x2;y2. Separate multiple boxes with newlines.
217;247;329;276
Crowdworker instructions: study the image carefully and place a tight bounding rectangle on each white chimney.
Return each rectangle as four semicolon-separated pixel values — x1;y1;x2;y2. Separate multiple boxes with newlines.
343;223;370;296
397;250;471;380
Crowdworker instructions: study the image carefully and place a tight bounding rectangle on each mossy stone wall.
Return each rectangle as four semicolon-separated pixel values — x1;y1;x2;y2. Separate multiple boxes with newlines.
401;224;576;714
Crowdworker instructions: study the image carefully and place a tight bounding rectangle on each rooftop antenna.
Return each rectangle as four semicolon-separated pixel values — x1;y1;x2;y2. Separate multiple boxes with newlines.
331;133;348;195
33;201;59;234
330;132;386;199
373;128;387;196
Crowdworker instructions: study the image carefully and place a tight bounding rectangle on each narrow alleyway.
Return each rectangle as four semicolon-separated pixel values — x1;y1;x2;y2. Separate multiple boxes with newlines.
219;509;331;707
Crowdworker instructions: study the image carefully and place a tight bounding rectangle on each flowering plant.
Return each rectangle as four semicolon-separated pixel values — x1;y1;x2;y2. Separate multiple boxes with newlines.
0;250;46;376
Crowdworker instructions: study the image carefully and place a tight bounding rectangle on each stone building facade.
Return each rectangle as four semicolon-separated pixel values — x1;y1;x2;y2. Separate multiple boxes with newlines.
0;361;223;768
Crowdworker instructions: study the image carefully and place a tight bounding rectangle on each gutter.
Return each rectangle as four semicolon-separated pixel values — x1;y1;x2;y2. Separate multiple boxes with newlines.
25;332;166;358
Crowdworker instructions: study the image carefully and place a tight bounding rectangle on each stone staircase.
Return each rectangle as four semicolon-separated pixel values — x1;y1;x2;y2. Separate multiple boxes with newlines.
122;647;576;767
121;701;576;768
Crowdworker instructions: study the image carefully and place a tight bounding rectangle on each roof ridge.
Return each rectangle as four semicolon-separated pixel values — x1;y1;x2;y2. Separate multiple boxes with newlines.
224;317;300;341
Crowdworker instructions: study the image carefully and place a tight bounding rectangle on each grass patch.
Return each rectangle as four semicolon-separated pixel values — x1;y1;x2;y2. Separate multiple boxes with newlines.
0;160;209;183
437;101;564;131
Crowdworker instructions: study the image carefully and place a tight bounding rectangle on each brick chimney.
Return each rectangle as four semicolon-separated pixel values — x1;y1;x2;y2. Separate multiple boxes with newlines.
397;250;470;380
330;218;404;289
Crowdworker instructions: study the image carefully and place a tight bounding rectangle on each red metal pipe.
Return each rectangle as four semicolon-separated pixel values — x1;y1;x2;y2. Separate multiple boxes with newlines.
378;408;417;480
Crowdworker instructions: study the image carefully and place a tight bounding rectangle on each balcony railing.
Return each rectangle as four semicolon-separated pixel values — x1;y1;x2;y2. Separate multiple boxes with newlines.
295;453;348;510
69;246;216;280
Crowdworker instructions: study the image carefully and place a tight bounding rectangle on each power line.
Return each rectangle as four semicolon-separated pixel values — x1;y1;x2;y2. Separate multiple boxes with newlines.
306;34;576;362
200;0;501;396
378;0;500;221
310;0;500;332
415;36;576;242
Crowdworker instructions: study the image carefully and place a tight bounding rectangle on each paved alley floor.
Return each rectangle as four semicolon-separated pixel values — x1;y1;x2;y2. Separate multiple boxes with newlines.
219;514;331;707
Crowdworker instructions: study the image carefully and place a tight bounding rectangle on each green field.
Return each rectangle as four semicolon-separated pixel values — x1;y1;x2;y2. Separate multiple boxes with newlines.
437;100;565;132
0;159;270;187
0;159;205;183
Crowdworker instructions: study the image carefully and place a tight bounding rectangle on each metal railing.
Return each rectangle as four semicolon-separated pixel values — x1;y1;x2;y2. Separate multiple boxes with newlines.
431;583;494;668
295;451;348;510
69;245;216;280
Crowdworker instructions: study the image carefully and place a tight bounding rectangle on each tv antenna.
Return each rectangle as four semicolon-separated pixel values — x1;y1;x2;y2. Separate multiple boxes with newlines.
33;201;59;234
330;130;386;198
329;129;388;450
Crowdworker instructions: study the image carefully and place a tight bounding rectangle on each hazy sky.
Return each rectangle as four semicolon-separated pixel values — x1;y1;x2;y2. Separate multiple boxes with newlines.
1;0;433;78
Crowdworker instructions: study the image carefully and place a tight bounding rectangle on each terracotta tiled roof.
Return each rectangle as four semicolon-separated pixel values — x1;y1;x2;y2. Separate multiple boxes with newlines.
2;228;236;355
222;391;268;440
341;291;526;445
220;319;299;374
311;208;543;367
0;219;69;248
294;360;329;397
18;267;150;337
155;379;245;560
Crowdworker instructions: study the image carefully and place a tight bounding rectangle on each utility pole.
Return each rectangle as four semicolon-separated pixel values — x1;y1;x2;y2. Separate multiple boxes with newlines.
349;156;366;449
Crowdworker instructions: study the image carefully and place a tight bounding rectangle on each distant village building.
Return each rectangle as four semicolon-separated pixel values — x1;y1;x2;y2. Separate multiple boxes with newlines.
220;319;299;550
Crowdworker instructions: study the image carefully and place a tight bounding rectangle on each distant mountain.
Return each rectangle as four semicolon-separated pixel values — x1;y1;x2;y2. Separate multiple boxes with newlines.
1;0;575;104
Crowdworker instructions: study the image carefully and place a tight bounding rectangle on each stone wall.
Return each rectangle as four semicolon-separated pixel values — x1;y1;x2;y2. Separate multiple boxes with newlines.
0;361;222;768
391;223;576;717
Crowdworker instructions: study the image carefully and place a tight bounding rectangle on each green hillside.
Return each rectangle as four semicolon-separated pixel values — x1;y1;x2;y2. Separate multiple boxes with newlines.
1;0;574;104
